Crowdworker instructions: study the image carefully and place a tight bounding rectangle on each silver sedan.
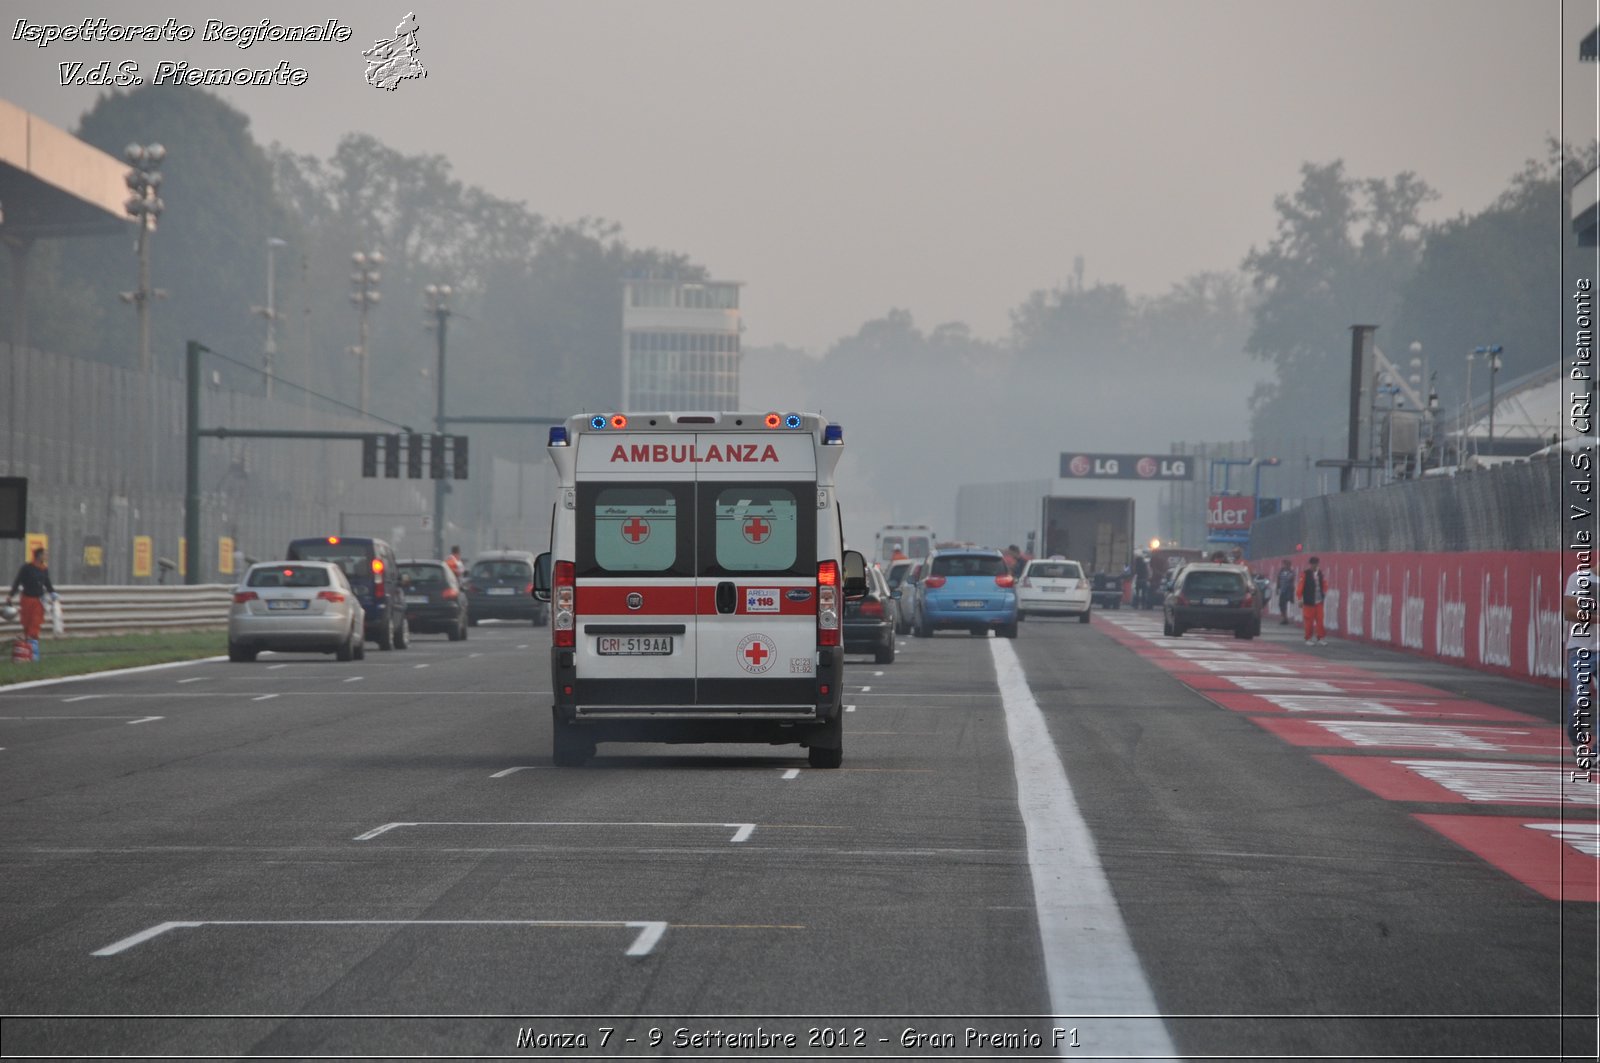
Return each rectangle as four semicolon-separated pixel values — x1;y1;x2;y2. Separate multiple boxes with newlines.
228;561;366;663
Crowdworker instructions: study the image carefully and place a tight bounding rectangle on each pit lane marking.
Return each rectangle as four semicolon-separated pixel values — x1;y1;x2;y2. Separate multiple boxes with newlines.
93;919;671;958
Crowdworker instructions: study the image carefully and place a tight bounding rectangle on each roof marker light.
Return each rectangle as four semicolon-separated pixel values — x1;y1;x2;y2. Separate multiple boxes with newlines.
784;413;802;429
327;536;340;544
610;414;628;429
548;426;570;446
764;413;782;428
824;424;844;444
589;415;607;430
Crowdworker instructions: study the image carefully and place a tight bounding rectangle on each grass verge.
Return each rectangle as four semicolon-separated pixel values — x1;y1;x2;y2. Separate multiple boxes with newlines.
0;630;225;686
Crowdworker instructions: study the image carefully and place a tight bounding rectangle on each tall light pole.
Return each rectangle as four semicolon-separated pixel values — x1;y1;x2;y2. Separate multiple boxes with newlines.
252;237;287;398
425;283;452;560
1476;345;1503;458
349;250;383;414
121;143;167;499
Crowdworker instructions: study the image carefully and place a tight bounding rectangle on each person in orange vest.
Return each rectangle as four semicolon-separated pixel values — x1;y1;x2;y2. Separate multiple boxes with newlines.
445;545;466;578
1300;556;1328;645
6;546;57;648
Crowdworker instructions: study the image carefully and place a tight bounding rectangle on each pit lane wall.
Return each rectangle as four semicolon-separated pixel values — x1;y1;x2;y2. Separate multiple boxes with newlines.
1247;456;1567;686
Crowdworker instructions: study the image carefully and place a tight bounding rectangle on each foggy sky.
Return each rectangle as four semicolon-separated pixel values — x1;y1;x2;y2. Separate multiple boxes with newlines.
1;0;1587;354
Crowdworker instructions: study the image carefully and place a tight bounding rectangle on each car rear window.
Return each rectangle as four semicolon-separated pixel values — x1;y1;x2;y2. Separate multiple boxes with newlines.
471;560;533;581
288;539;375;578
1028;562;1081;580
399;564;448;587
931;554;1006;578
1182;571;1247;595
248;566;331;588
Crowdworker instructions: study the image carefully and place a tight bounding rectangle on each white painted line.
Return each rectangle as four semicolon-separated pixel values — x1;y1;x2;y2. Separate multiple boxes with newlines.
873;671;884;677
0;655;229;694
267;664;287;670
93;921;202;956
490;766;537;778
62;695;98;703
355;821;758;844
845;704;856;713
469;653;482;659
252;695;278;702
343;676;363;683
517;644;529;650
989;638;1178;1057
176;677;207;685
859;685;872;692
126;716;163;725
94;919;668;958
0;715;151;721
413;663;429;669
782;768;800;780
353;822;413;841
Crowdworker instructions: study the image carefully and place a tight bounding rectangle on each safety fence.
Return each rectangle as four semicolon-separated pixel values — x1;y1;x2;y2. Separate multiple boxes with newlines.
1248;455;1564;558
0;584;232;638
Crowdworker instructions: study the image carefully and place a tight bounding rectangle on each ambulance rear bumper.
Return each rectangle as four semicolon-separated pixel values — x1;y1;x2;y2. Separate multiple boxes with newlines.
550;648;843;725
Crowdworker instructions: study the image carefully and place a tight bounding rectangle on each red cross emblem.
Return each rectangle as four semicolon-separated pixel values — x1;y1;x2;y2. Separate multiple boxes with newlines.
621;517;650;544
737;632;775;673
743;640;769;666
742;517;771;544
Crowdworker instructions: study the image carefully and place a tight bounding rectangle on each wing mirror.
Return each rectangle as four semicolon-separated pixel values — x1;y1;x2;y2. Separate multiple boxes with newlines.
842;549;869;600
532;552;552;602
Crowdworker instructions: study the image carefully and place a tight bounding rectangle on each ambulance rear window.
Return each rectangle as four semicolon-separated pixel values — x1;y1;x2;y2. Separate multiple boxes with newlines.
592;487;680;573
710;487;801;573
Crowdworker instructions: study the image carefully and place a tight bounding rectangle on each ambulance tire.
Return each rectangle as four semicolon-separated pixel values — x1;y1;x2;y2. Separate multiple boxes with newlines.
551;719;594;767
807;715;843;769
808;744;843;769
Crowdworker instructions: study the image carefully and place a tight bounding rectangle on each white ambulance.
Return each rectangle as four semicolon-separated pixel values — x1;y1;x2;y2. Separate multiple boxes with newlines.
533;411;867;768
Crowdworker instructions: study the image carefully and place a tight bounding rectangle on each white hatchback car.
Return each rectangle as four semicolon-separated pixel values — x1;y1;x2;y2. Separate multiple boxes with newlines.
1016;557;1093;622
228;561;366;663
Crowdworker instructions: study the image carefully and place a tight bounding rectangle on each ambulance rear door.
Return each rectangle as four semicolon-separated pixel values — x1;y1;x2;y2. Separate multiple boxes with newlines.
573;434;697;709
694;434;818;711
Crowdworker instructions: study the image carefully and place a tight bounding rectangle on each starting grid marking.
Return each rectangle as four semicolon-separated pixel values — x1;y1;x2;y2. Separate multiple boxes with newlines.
1096;612;1600;902
92;919;672;958
353;821;758;843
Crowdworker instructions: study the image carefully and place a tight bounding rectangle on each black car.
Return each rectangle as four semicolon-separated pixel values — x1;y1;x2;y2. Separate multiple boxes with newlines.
398;559;469;640
285;536;409;649
1163;563;1261;639
463;550;547;626
844;564;897;663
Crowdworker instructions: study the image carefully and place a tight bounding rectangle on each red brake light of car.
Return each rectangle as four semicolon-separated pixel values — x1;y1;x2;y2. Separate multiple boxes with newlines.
1176;594;1190;606
995;574;1015;588
924;575;946;589
525;583;534;596
317;591;346;603
370;558;385;597
858;599;883;618
1242;592;1255;607
232;591;257;604
441;587;458;600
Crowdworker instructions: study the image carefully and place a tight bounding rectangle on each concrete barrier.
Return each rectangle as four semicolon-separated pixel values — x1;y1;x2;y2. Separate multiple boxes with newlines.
0;584;232;637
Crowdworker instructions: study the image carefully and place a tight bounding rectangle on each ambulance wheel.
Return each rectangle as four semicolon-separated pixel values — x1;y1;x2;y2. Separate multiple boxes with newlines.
807;716;842;769
808;744;843;769
552;720;593;767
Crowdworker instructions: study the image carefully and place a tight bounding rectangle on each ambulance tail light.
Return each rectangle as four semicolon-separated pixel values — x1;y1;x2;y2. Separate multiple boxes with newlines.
995;574;1015;588
817;560;840;647
552;561;576;648
924;575;946;589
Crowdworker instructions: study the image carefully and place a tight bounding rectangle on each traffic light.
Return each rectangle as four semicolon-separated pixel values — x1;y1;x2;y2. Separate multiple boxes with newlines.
430;433;447;479
384;434;401;478
361;434;378;477
453;435;468;479
407;433;424;478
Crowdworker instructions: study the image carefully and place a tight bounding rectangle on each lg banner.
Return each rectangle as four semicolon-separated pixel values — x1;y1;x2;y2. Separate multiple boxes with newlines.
1207;495;1255;531
1059;453;1193;480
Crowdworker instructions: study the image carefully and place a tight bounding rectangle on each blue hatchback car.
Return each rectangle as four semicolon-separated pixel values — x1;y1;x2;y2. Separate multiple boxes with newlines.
908;548;1018;638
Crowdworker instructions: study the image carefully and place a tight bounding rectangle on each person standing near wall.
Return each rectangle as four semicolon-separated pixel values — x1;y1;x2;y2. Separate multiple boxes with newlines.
1275;558;1296;626
1299;556;1327;646
6;547;58;656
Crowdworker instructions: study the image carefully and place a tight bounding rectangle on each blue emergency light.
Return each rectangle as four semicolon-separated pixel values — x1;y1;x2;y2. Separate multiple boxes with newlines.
589;415;607;430
784;413;802;429
548;426;569;446
824;424;844;445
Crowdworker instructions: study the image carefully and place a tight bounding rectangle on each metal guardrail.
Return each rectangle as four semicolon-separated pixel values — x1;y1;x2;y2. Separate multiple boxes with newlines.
0;584;232;638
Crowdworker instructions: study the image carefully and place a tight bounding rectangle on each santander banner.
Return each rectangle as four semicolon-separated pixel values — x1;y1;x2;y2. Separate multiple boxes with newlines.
1207;495;1255;531
1262;551;1565;687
